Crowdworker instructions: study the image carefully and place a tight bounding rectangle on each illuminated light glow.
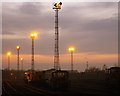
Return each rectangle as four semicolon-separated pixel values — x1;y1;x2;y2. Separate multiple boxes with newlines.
7;52;11;56
30;32;38;39
21;58;23;61
53;2;62;9
68;47;75;52
16;46;20;49
56;3;61;8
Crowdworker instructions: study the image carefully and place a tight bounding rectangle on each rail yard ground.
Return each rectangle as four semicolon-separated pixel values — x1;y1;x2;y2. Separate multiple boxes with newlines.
2;70;120;96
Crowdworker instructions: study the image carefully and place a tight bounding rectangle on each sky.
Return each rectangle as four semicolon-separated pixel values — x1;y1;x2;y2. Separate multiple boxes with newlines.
2;2;118;71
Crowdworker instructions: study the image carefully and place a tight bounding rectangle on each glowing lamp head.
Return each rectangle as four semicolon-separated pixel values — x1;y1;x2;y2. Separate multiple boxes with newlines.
16;46;20;50
30;32;38;39
7;52;11;56
21;58;23;61
68;47;75;52
54;2;62;9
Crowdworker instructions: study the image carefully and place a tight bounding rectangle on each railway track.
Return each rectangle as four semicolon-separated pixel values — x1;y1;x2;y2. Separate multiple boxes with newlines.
24;84;55;96
2;80;73;96
24;83;72;96
2;81;25;96
2;80;55;96
3;80;119;96
4;79;118;96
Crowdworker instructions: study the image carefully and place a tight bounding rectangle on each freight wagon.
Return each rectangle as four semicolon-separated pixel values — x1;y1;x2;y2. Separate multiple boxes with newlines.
24;69;70;89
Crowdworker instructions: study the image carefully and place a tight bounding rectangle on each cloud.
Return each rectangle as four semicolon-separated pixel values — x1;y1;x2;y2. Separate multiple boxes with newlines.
2;2;118;55
2;2;54;36
19;2;42;15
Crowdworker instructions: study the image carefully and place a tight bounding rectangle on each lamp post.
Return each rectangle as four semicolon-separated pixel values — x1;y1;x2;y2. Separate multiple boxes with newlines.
84;57;89;70
53;2;62;70
7;52;11;70
86;61;89;70
16;46;20;71
68;47;75;71
21;58;23;71
80;55;89;70
30;32;38;71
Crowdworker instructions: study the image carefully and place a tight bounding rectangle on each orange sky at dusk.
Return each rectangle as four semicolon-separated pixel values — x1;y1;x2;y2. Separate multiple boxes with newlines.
2;53;118;71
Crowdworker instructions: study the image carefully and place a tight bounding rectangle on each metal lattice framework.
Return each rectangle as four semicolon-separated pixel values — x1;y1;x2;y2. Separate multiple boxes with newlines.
53;2;62;70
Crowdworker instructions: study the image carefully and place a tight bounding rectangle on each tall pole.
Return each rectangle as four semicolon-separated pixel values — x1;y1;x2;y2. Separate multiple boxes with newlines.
32;38;34;71
54;9;60;70
21;58;23;71
16;46;20;71
86;61;88;70
8;56;10;70
7;52;11;70
53;2;62;70
22;60;23;71
17;49;19;71
68;47;75;71
71;51;73;71
16;46;20;79
30;32;37;71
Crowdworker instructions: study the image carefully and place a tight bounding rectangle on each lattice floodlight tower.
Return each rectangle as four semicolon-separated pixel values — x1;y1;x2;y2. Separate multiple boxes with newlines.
53;2;62;70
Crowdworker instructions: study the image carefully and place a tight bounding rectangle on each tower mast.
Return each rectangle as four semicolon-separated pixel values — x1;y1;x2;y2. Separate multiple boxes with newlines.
53;2;62;70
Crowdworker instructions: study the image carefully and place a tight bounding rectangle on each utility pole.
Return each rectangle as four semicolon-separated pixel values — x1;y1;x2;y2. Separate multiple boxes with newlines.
7;52;11;70
68;47;75;71
86;61;88;70
53;2;62;70
16;46;20;79
16;46;20;71
21;58;23;71
71;51;73;71
32;38;34;71
30;32;37;71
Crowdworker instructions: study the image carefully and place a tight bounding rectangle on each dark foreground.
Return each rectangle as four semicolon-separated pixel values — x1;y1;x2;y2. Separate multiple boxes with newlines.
2;80;120;96
2;69;120;96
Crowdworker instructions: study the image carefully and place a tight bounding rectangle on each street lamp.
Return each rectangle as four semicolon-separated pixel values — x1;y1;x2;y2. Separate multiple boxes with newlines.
21;58;23;71
30;32;38;71
81;56;89;70
7;52;11;70
53;2;62;9
68;47;75;71
16;46;20;71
